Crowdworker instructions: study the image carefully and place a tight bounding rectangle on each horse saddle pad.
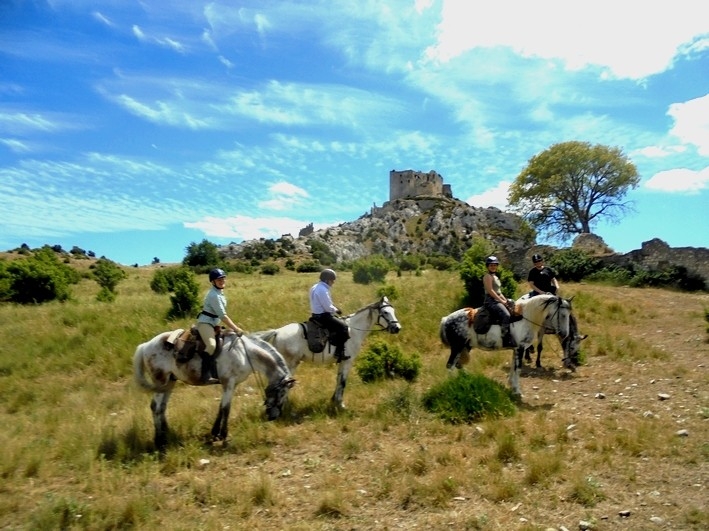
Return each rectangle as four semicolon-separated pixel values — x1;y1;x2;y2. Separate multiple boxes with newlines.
304;318;329;353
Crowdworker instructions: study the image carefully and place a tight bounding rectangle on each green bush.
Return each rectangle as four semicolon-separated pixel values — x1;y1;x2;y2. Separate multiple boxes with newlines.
182;239;222;269
167;273;201;320
422;371;517;424
4;246;80;304
91;258;127;297
375;284;400;301
352;255;391;285
356;340;420;383
150;266;193;294
547;248;600;282
260;263;280;275
296;260;321;273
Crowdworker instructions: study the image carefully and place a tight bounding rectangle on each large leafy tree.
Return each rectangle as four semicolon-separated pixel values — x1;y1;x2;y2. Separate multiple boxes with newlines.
508;141;640;241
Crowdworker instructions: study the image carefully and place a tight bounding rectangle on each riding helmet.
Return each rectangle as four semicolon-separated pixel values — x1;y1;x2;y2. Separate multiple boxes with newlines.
532;254;543;263
319;268;337;282
485;256;500;266
209;268;227;282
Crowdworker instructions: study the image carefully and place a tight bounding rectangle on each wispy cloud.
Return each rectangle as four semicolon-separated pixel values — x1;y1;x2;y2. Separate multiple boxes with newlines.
668;94;709;156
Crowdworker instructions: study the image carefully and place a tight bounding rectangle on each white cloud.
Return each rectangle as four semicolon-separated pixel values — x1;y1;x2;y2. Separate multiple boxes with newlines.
258;181;309;211
427;0;709;79
465;180;512;209
645;167;709;193
668;94;709;156
184;215;306;240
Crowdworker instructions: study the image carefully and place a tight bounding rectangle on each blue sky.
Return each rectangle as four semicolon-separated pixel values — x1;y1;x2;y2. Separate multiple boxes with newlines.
1;0;707;265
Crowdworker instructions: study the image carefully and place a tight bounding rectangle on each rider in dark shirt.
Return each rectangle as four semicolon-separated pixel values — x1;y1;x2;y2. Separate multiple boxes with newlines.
527;254;559;297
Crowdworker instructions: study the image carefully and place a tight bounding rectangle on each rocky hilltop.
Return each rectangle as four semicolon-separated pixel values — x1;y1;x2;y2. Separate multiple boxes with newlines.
220;196;534;271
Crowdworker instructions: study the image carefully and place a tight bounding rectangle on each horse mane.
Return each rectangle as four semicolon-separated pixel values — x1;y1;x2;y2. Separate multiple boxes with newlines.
521;294;559;324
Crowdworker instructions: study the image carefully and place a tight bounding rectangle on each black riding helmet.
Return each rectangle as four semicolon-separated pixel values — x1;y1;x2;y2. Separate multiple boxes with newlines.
209;268;226;282
532;254;543;263
485;255;500;266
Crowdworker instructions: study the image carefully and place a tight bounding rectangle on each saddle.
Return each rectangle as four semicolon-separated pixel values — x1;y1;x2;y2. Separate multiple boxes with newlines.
470;301;523;335
302;318;330;353
165;326;224;363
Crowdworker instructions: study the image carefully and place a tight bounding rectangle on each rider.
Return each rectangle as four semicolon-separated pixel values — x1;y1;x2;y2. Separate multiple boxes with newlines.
483;255;515;348
196;268;244;384
527;253;559;297
309;268;350;363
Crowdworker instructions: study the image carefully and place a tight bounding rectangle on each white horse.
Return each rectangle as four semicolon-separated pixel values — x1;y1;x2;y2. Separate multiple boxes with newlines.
252;296;401;409
133;330;296;450
516;294;588;371
439;294;571;397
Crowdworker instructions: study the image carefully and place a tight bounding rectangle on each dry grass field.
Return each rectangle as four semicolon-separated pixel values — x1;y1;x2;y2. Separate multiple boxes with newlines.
0;266;707;530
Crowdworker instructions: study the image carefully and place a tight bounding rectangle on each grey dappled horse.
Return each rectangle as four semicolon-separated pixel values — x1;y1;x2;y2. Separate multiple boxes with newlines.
439;294;571;397
516;294;588;371
253;296;401;409
133;331;295;450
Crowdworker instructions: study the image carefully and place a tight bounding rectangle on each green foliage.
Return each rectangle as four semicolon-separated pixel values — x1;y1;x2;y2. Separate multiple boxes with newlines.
376;284;400;301
352;254;391;285
149;266;192;294
397;254;421;272
306;238;336;265
459;240;516;306
96;287;116;302
547;248;600;282
150;267;200;319
296;260;321;273
508;141;640;242
167;274;201;320
3;246;80;303
182;239;222;269
427;254;458;271
421;371;517;424
260;262;280;275
356;340;421;383
91;258;127;295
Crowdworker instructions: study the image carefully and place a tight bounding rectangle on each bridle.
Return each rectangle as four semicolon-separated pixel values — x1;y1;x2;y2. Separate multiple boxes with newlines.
349;300;400;332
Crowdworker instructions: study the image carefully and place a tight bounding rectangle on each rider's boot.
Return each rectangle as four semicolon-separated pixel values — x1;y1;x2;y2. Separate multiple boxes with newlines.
501;325;516;348
199;351;220;385
334;345;350;363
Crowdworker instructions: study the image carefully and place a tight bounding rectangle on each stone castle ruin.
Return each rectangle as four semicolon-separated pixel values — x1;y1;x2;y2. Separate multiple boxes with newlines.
389;169;453;201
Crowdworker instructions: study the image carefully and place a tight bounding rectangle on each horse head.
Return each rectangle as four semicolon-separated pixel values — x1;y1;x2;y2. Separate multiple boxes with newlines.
376;296;402;334
264;376;296;420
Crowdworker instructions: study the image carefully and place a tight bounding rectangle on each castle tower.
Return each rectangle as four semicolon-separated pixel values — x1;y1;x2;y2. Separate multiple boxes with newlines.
389;169;448;201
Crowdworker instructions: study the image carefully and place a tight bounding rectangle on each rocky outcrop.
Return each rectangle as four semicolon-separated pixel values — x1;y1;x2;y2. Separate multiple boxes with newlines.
221;196;533;267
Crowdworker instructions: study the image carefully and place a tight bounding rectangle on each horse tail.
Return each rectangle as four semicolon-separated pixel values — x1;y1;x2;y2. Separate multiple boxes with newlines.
439;316;450;346
132;343;165;393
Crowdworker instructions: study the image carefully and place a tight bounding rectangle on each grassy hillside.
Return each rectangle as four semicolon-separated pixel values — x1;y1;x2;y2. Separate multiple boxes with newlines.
0;268;707;530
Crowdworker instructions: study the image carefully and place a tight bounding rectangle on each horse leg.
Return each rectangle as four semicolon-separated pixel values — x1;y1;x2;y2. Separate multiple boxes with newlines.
446;347;461;370
331;361;352;409
211;384;234;442
508;346;524;397
535;340;543;368
150;389;173;451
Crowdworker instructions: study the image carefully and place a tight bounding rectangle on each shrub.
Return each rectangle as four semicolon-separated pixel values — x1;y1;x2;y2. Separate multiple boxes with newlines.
296;260;321;273
260;263;280;275
182;239;222;269
376;284;400;301
547;248;600;282
4;247;80;303
422;371;517;423
356;340;420;383
150;266;192;294
352;255;391;285
91;258;127;297
167;273;201;320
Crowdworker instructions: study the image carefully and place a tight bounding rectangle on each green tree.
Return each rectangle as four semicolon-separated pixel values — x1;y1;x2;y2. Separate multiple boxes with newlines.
352;255;391;285
183;239;221;269
91;258;127;294
508;141;640;242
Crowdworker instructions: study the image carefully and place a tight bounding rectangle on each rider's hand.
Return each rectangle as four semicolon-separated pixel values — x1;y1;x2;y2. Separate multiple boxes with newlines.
335;308;343;315
234;327;244;337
